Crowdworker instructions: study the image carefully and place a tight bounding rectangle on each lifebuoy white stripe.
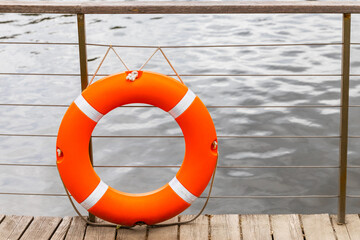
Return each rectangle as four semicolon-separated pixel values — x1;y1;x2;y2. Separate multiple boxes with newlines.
80;180;108;210
74;94;103;122
169;177;197;204
168;89;196;119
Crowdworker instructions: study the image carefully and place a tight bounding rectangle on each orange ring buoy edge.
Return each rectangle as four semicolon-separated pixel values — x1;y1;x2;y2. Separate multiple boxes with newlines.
56;71;218;226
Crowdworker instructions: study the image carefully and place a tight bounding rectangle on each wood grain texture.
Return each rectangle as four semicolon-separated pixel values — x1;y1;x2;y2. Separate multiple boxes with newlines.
271;214;303;240
179;215;208;240
241;214;271;240
0;1;360;14
148;217;178;240
330;215;350;240
116;225;147;240
50;216;73;240
0;215;33;240
301;214;336;240
20;216;62;240
64;216;86;240
210;214;240;240
84;225;116;240
343;214;360;239
1;214;360;239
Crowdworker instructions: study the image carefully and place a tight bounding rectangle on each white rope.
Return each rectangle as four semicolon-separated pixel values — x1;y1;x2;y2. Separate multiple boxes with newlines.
158;48;183;84
137;47;184;84
138;48;159;71
88;45;130;86
110;46;130;71
88;46;111;86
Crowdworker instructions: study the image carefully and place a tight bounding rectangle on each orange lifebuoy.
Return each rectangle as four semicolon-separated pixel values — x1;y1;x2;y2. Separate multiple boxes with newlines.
56;71;218;226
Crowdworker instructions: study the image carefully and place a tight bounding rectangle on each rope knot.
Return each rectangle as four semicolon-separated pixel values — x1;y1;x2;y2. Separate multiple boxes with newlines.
126;71;139;81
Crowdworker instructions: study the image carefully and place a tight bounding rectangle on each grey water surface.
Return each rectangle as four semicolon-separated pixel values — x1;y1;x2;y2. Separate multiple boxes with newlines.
1;0;360;217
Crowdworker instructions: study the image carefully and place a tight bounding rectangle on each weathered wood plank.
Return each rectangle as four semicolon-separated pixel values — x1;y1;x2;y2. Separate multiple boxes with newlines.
330;215;350;240
50;217;73;240
271;214;303;240
241;214;271;240
116;225;147;240
64;216;86;240
0;215;33;240
301;214;336;240
343;214;360;239
0;1;360;14
148;217;178;240
84;224;116;240
210;214;240;240
20;216;62;240
179;215;208;240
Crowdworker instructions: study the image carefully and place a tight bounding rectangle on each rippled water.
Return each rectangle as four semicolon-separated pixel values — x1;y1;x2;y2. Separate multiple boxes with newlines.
1;0;360;217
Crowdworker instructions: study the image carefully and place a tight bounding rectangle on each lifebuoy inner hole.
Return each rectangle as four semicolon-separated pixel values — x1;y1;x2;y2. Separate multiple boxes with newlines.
91;104;186;194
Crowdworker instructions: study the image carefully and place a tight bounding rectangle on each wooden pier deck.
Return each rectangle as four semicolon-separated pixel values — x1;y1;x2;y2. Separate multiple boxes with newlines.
1;214;360;240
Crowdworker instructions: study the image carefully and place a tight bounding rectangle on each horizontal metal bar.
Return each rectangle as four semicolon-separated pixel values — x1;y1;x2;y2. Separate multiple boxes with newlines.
0;41;343;48
0;103;342;108
0;163;339;168
347;195;360;198
0;103;70;107
0;192;68;197
0;192;339;198
90;43;343;48
212;135;340;139
217;165;339;169
0;133;341;139
0;41;78;46
0;72;342;77
0;72;81;76
199;195;338;199
0;1;360;14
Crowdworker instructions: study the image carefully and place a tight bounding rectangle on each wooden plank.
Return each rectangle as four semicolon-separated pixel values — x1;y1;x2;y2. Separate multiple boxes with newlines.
20;216;62;240
64;216;87;240
343;214;360;239
241;214;271;240
210;214;240;240
301;214;336;240
116;225;147;240
1;1;360;14
84;224;116;240
50;217;73;240
270;214;303;240
0;215;33;240
330;215;350;240
179;215;208;240
148;217;178;240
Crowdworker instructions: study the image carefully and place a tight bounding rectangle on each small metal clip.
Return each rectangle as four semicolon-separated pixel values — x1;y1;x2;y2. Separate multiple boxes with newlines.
211;140;218;150
126;71;138;81
57;148;63;157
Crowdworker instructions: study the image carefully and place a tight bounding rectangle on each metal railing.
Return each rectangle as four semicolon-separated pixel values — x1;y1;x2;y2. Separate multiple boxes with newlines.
0;1;359;224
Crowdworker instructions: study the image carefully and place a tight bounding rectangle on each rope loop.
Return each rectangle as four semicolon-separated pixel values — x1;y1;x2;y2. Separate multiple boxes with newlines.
87;45;184;87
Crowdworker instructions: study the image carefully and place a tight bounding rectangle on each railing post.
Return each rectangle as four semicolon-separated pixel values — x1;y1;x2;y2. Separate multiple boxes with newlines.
338;13;351;225
77;13;96;223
